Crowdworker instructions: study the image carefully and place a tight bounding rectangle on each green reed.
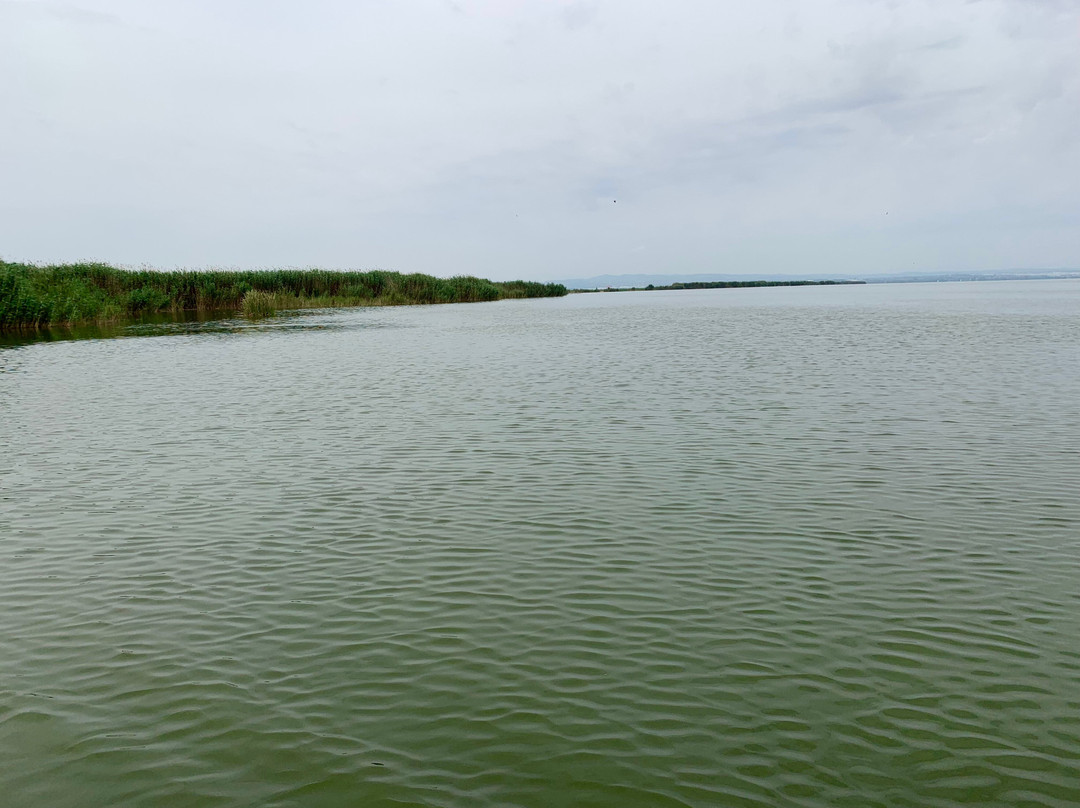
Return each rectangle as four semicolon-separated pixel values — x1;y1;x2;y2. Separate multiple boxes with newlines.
0;261;567;330
240;289;277;319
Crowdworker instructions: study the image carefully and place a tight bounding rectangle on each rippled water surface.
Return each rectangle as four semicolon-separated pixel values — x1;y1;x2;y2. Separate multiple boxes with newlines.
2;281;1079;807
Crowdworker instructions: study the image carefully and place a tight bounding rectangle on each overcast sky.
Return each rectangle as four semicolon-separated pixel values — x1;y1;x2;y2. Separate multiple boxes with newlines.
2;0;1078;280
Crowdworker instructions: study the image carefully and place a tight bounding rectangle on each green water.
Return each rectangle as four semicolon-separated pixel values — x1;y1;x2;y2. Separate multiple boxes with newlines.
2;281;1079;807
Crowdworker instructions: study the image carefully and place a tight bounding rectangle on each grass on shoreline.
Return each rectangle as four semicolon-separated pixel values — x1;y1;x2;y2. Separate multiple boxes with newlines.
0;261;567;330
240;289;277;319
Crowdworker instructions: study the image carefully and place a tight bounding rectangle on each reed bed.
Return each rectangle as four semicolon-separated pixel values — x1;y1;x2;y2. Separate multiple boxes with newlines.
0;262;567;330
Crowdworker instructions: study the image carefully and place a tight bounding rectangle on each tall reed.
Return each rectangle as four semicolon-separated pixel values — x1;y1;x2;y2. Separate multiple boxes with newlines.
241;289;276;319
0;261;568;330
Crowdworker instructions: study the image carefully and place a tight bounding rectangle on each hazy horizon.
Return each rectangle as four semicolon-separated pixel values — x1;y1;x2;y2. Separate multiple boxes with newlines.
4;0;1079;281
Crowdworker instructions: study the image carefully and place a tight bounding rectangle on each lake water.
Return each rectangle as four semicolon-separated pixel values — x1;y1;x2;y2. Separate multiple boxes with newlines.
2;280;1079;807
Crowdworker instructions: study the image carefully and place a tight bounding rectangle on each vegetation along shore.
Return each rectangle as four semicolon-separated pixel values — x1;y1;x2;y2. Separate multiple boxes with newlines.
573;279;867;292
0;261;567;331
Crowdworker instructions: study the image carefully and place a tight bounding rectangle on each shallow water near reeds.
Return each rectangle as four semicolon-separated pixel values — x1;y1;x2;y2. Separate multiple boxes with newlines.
2;280;1079;807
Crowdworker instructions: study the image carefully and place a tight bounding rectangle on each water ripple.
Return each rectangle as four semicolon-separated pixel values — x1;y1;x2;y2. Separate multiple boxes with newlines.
2;282;1080;806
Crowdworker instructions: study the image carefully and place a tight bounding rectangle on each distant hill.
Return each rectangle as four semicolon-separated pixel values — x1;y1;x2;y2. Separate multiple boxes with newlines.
555;269;1080;289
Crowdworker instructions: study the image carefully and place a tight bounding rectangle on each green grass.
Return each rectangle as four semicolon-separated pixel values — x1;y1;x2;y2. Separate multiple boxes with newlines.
0;261;567;330
240;289;277;319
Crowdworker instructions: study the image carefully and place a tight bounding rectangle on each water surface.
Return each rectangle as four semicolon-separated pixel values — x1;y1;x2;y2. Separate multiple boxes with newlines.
2;281;1079;807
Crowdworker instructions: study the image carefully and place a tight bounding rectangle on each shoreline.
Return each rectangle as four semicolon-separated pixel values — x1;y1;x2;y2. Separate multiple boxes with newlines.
0;262;567;332
570;279;867;293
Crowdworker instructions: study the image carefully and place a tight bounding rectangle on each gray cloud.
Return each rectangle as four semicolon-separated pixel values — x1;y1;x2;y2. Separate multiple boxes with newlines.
2;0;1078;279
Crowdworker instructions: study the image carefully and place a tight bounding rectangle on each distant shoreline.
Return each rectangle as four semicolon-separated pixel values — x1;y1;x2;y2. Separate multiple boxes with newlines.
571;279;866;293
558;270;1080;290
